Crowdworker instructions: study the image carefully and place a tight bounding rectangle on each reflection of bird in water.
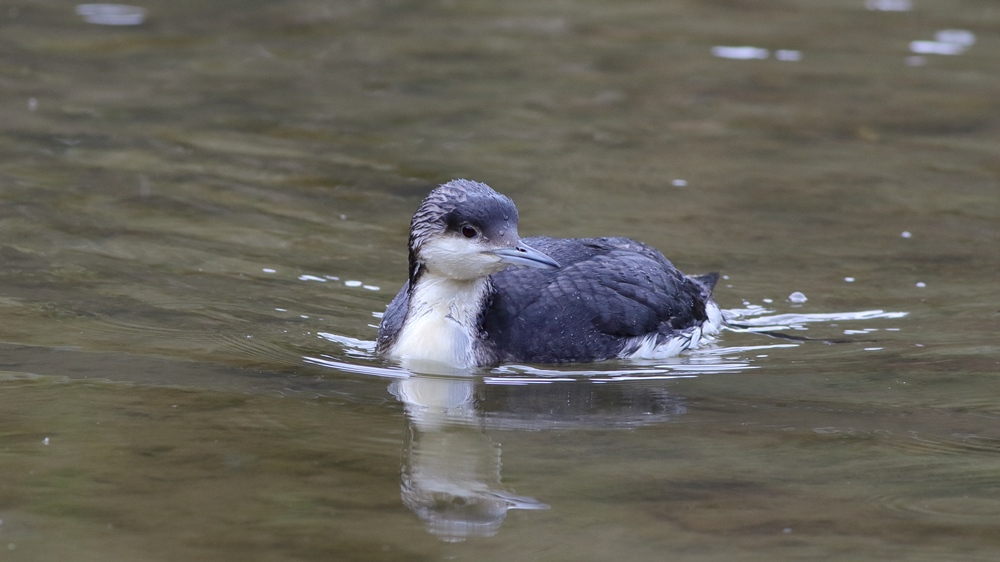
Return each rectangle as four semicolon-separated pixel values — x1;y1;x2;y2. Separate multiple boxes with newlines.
389;373;689;541
391;376;548;542
377;179;722;368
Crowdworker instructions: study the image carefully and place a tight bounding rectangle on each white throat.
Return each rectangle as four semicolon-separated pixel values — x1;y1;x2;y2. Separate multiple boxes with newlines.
388;272;492;368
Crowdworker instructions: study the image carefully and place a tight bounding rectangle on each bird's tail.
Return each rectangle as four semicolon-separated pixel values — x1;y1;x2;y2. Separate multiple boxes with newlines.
689;272;720;294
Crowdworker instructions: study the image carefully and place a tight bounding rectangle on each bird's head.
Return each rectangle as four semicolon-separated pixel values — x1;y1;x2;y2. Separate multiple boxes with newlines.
407;179;559;282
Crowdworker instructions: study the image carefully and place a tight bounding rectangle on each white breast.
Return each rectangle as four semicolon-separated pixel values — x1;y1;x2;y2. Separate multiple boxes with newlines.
388;275;490;368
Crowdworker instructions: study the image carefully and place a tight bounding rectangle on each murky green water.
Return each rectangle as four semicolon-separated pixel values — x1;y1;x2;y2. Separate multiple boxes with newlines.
1;0;998;560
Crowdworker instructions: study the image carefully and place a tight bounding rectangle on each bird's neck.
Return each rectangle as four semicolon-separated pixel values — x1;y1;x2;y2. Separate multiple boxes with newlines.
390;272;493;368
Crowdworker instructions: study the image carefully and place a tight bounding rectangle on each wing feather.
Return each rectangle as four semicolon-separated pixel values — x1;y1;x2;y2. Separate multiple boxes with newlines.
483;237;714;363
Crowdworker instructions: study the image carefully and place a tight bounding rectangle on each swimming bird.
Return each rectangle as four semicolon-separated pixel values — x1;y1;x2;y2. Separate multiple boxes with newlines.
376;179;723;368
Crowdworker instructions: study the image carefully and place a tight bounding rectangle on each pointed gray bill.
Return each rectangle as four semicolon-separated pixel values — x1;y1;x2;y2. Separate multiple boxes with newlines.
489;243;560;270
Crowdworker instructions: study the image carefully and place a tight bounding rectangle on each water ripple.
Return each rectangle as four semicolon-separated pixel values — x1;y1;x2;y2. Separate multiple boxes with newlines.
725;308;909;329
871;494;1000;522
310;306;908;381
889;431;1000;456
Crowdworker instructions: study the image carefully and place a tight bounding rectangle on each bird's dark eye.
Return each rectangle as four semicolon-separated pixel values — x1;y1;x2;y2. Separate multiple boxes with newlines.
461;225;478;238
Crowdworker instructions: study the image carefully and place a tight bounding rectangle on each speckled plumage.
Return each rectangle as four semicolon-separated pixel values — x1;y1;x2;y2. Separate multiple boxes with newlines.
483;236;718;363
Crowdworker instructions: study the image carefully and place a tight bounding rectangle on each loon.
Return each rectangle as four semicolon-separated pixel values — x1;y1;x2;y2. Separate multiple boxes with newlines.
376;179;723;368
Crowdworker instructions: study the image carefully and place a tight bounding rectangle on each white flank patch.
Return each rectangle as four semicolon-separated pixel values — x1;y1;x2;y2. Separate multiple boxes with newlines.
621;302;724;360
